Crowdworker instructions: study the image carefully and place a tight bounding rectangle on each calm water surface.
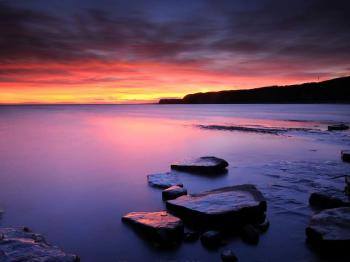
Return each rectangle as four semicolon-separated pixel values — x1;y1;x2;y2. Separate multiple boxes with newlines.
0;104;350;262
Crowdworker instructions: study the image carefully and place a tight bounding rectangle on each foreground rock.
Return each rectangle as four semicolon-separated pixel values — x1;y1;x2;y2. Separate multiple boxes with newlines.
162;186;187;200
171;156;229;174
122;211;184;243
147;172;183;189
200;231;224;248
341;150;350;163
183;230;199;242
328;124;349;131
166;184;266;228
221;249;238;262
0;227;79;262
254;218;270;232
240;224;260;244
309;192;350;209
306;207;350;249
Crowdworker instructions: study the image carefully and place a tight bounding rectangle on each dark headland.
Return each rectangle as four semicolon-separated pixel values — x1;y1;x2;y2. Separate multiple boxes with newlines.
159;76;350;104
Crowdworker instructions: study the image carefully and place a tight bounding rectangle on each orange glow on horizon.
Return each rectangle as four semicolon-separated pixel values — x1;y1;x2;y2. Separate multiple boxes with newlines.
0;60;341;104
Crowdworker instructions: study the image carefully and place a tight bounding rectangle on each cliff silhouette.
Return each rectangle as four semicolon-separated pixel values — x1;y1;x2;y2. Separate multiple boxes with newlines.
159;76;350;104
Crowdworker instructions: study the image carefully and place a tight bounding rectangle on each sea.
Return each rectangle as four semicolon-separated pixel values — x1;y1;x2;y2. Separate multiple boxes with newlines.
0;104;349;261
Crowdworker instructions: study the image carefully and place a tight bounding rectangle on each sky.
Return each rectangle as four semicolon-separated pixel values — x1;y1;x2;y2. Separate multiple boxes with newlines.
0;0;349;104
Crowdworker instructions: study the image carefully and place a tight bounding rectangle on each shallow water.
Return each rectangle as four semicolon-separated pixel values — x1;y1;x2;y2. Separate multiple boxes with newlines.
0;104;349;262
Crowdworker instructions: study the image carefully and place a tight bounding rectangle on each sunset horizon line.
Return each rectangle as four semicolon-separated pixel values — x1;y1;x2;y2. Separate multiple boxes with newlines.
1;75;348;105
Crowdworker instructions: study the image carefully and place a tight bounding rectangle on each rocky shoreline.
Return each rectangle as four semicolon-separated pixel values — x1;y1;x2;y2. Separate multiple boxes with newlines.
1;137;349;261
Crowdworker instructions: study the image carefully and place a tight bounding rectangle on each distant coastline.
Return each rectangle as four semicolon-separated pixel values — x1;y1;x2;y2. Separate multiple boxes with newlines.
159;76;350;104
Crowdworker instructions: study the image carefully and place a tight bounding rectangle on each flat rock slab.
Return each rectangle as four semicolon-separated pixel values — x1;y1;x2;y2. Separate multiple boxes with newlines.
147;172;183;189
328;124;349;131
306;207;350;248
309;192;350;209
171;156;229;174
341;150;350;163
166;184;266;228
122;211;184;243
162;186;187;200
0;227;79;262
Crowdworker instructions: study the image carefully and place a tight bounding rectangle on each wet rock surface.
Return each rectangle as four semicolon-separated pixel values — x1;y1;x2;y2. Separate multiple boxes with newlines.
162;186;187;200
309;192;350;209
328;124;349;131
171;156;229;174
240;224;260;245
200;231;223;248
183;230;200;242
0;227;79;262
197;124;317;135
166;184;266;228
306;207;350;248
341;150;350;162
147;172;183;188
221;249;238;262
254;218;270;232
122;211;184;243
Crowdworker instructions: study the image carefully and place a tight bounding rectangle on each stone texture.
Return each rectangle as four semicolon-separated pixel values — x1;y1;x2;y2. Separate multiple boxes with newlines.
162;186;187;200
122;211;184;243
306;207;350;248
183;230;199;242
0;227;79;262
147;172;183;189
240;224;260;244
341;150;350;163
254;218;270;232
221;249;238;262
309;192;350;209
171;156;229;174
200;231;223;248
166;184;266;228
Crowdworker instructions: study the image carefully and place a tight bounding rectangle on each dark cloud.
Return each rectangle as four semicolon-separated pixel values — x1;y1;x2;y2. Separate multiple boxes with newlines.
0;0;349;80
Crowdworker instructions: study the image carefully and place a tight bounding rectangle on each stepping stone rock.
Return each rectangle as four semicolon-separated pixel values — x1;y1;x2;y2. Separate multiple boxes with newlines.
0;227;79;262
183;230;199;242
328;124;349;131
166;184;266;228
341;150;350;163
306;207;350;249
122;211;184;243
254;218;270;232
200;230;223;248
171;156;229;174
221;249;238;262
240;224;260;245
309;192;350;209
162;186;187;200
147;172;183;189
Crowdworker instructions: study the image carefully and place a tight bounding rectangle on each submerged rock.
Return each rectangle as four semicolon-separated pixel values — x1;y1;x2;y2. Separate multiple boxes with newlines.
309;192;350;209
122;211;184;243
171;156;229;174
221;249;238;262
200;230;223;248
166;184;266;228
162;186;187;200
328;124;349;131
147;172;183;189
240;224;260;245
0;227;79;262
306;207;350;249
341;150;350;163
